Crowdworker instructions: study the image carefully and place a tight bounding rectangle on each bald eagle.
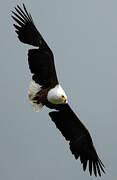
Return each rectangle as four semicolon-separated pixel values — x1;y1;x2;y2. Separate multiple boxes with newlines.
12;4;105;176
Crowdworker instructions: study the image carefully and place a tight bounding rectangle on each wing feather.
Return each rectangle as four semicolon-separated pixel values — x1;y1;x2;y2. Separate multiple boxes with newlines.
49;104;105;176
12;4;58;87
12;4;48;48
15;5;30;21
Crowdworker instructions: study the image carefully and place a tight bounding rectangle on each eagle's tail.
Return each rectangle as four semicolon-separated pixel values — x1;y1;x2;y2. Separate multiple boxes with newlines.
28;81;44;112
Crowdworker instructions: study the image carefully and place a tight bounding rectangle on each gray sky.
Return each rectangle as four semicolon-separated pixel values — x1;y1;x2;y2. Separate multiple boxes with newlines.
0;0;116;179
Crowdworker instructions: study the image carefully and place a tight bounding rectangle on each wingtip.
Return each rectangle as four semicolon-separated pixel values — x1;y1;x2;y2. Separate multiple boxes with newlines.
16;4;22;10
23;3;25;8
11;15;15;20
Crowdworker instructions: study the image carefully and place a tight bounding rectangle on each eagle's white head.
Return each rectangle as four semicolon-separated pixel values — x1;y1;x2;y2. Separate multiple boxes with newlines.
47;84;67;104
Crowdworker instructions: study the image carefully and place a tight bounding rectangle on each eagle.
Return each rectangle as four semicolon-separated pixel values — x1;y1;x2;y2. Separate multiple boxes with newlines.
12;4;105;176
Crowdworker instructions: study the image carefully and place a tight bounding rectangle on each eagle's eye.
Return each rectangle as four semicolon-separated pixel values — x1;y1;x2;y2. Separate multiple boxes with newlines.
61;95;66;101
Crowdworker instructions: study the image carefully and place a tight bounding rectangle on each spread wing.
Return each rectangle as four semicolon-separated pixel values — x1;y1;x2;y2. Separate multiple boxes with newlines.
49;104;105;177
12;4;58;88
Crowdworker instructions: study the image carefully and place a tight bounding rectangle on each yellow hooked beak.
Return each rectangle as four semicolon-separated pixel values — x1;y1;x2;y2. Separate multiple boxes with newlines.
61;95;67;101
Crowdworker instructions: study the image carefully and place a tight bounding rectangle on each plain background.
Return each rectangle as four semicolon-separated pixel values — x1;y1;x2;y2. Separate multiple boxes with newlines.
0;0;116;179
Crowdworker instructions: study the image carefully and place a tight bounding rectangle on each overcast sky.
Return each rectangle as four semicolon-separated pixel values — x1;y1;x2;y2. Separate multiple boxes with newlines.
0;0;117;179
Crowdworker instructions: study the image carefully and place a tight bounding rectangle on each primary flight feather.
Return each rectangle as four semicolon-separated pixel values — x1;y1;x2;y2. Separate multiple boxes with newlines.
12;4;105;176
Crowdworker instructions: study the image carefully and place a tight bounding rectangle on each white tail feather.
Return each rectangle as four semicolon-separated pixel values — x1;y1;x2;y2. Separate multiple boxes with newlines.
28;81;44;112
